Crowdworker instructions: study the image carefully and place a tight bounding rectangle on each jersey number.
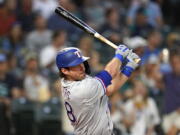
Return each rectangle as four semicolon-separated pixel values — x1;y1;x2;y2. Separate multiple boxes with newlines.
64;102;76;123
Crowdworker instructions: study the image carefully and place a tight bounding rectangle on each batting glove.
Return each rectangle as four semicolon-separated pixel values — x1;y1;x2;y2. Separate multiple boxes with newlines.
121;51;140;77
115;44;130;62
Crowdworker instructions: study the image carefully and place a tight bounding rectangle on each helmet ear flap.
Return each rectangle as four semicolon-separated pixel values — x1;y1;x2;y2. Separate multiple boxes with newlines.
83;61;91;75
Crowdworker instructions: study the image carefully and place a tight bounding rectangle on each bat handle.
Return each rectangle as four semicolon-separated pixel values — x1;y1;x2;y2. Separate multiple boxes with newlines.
94;33;141;63
94;33;118;49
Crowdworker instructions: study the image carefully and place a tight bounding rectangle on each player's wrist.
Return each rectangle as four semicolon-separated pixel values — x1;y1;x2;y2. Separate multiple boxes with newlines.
121;65;134;77
114;54;124;62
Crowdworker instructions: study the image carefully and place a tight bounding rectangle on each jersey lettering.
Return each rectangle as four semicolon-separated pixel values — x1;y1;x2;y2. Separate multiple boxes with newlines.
64;101;76;123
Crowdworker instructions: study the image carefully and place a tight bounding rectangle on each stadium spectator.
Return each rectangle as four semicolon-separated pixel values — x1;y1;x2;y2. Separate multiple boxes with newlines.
162;48;180;135
77;35;94;57
16;0;35;32
1;23;27;67
26;14;52;54
83;0;105;29
23;53;50;102
141;54;164;113
89;51;104;76
99;7;123;44
0;0;17;36
40;30;67;68
32;0;58;19
129;6;154;38
162;0;180;27
166;32;180;49
1;23;23;53
48;0;82;42
6;53;23;83
0;53;22;98
77;35;104;75
123;36;147;57
127;0;163;28
39;30;67;87
0;52;23;135
123;80;160;135
110;92;123;131
141;30;162;65
99;7;123;63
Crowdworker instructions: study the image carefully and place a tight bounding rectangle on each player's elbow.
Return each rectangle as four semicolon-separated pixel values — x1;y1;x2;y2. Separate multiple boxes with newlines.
106;87;114;96
106;91;112;96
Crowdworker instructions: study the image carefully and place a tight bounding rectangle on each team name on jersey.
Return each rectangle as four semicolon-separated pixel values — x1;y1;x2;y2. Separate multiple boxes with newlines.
63;87;71;100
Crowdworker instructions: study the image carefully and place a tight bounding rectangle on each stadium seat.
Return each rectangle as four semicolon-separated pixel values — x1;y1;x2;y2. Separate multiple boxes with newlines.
35;97;63;135
0;102;10;135
11;97;35;135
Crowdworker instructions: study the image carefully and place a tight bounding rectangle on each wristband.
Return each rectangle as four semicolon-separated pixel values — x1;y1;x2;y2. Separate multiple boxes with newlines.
121;66;134;77
114;54;124;62
95;70;112;87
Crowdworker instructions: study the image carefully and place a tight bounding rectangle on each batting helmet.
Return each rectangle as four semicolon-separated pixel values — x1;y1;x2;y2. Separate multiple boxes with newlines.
56;47;90;68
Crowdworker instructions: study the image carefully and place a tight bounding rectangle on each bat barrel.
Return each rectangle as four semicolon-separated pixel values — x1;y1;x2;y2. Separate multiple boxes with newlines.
55;6;95;35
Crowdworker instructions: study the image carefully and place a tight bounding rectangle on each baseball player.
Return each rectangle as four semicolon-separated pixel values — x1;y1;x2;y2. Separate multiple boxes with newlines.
56;45;140;135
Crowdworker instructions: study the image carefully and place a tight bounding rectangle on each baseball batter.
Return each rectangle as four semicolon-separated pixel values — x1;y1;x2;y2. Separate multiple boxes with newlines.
56;45;140;135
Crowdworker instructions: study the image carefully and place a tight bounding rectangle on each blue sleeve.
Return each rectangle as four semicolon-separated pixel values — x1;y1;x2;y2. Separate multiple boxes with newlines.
95;70;112;87
127;4;139;20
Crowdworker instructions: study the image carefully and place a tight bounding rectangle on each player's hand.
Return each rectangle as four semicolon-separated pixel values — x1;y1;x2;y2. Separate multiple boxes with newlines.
121;51;140;77
126;51;140;70
115;44;130;62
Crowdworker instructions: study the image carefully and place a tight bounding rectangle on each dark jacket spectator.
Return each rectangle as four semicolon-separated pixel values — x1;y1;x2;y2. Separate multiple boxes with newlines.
162;48;180;135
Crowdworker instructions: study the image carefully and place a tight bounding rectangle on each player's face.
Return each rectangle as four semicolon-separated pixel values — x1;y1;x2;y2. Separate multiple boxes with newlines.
64;63;86;81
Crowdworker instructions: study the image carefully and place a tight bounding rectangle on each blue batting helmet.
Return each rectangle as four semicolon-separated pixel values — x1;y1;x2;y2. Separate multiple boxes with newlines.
56;47;89;68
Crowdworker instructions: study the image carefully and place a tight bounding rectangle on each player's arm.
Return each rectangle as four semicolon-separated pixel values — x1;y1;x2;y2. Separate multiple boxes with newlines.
106;52;140;96
95;45;130;92
104;45;130;78
106;74;128;96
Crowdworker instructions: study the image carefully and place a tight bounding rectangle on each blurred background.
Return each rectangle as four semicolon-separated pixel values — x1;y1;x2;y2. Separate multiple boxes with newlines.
0;0;180;135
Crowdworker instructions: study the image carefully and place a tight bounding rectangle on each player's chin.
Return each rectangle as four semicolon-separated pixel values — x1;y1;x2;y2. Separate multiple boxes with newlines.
79;73;86;80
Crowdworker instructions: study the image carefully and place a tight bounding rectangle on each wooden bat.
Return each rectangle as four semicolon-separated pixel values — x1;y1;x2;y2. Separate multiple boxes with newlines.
55;6;140;63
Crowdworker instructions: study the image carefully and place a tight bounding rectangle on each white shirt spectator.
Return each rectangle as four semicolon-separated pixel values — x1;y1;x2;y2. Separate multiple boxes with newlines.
124;97;160;135
26;30;52;54
24;74;50;102
33;0;58;19
40;44;66;70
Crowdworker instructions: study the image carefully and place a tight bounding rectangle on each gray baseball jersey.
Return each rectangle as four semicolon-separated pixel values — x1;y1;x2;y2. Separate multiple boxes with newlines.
61;74;113;135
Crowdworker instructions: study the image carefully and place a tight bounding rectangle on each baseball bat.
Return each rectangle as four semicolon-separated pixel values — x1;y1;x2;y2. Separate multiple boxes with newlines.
55;6;140;63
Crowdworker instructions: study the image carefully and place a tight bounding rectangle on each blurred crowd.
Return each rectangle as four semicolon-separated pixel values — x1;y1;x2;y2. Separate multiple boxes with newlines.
0;0;180;135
